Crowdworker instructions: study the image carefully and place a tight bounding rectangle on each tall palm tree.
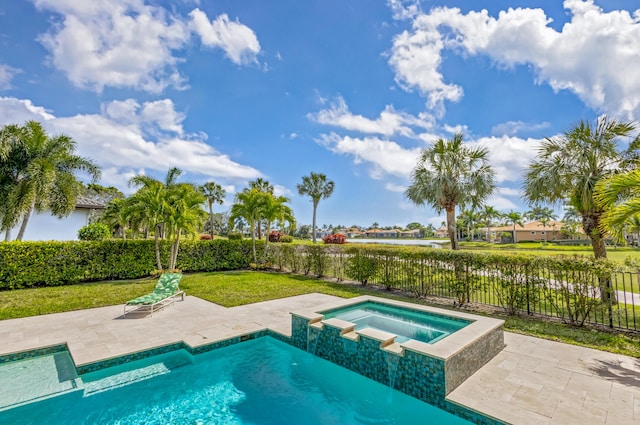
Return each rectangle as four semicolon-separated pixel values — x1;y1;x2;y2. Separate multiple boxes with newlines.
164;183;207;270
458;209;479;241
297;172;335;243
480;205;501;242
229;188;267;263
199;181;226;239
128;167;200;271
405;133;496;250
595;168;640;242
101;198;130;239
505;210;523;243
524;116;638;259
249;178;273;239
0;121;100;240
260;194;295;261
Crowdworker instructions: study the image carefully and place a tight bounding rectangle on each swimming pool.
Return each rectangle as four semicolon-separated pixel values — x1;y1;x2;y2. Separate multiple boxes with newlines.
322;301;470;343
0;337;473;425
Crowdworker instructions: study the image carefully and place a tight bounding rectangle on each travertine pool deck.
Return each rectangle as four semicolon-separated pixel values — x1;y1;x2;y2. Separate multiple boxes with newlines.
0;294;637;425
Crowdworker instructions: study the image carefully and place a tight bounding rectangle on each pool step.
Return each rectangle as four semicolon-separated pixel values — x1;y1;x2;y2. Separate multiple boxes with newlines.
81;350;193;396
0;351;82;411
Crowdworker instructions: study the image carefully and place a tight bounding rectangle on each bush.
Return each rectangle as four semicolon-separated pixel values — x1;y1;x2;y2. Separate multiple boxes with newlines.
0;239;258;290
269;231;283;242
228;232;243;240
323;234;346;244
199;234;212;240
346;251;378;285
78;223;111;241
279;235;293;243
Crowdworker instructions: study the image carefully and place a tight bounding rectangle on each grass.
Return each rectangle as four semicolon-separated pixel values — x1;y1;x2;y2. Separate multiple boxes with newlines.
458;241;640;263
1;271;638;357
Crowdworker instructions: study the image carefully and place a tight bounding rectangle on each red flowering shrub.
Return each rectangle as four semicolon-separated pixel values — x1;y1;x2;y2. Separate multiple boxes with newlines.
323;234;347;244
269;231;283;242
200;234;212;240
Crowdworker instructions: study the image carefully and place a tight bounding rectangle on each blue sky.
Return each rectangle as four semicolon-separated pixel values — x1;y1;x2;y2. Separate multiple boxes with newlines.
0;0;639;229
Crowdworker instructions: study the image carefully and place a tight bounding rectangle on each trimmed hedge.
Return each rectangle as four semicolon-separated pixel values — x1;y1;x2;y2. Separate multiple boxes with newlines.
0;239;263;290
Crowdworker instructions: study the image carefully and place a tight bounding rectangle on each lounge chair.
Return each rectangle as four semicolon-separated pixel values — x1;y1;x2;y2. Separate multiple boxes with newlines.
124;273;185;316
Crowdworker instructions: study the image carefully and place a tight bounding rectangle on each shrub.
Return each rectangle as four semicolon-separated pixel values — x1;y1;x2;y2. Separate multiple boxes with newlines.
279;235;293;243
199;234;212;240
228;232;243;240
346;251;378;285
322;234;346;244
78;223;111;241
0;239;258;290
269;231;283;242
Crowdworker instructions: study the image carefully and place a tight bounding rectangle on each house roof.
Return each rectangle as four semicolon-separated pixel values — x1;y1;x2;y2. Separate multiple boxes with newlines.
492;220;569;232
75;196;106;210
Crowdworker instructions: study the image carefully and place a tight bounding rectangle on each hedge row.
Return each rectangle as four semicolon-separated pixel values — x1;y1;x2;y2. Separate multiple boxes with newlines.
0;239;263;290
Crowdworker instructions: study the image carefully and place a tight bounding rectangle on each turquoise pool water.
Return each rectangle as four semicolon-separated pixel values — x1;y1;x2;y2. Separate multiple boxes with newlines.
0;338;473;424
322;302;470;343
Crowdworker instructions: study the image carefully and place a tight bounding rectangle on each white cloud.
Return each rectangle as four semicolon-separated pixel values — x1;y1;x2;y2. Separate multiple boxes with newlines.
0;96;261;188
32;1;262;93
497;186;523;197
491;120;550;136
308;96;434;137
189;9;261;65
469;135;541;184
388;0;421;21
385;182;406;192
0;65;20;90
34;0;190;93
389;1;640;119
316;133;422;179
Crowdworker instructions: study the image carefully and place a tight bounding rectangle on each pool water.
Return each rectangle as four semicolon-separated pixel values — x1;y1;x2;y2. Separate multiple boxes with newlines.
322;302;470;343
0;338;473;424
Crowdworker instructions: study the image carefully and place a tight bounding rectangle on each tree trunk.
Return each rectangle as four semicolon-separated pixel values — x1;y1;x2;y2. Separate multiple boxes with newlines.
16;203;35;241
582;213;612;302
311;201;318;243
446;207;458;250
208;200;214;239
250;219;257;263
512;223;517;243
169;229;181;270
4;228;10;242
263;220;271;263
154;225;163;271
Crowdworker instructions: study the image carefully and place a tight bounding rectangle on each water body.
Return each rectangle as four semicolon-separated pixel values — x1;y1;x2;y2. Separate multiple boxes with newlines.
347;238;445;248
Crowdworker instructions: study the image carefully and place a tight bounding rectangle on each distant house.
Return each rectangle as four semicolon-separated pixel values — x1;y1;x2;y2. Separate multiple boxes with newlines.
5;196;106;241
364;228;401;238
491;220;585;243
434;227;448;238
398;229;421;238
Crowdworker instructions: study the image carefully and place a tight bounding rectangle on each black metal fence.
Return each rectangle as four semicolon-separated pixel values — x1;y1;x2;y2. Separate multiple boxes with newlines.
267;244;639;332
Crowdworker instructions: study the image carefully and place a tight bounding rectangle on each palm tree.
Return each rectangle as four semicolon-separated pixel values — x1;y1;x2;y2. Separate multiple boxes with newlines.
595;168;640;242
101;198;130;239
480;205;501;242
200;181;226;239
405;133;496;250
260;194;295;261
297;172;335;243
128;167;201;271
249;178;273;239
505;210;523;243
525;206;557;242
229;188;267;263
524;116;638;259
164;183;207;270
458;209;479;241
0;121;100;240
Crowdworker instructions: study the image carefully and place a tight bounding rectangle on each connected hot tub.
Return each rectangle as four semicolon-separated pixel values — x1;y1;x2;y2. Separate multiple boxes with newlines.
290;296;505;410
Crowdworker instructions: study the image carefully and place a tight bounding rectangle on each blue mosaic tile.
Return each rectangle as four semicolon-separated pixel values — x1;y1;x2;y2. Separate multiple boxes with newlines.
0;343;69;365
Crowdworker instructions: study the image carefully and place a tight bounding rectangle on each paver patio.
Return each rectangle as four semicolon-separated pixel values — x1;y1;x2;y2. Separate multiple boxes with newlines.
0;294;637;425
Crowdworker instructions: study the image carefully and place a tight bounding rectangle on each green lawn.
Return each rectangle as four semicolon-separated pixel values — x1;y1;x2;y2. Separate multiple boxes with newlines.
1;270;638;357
